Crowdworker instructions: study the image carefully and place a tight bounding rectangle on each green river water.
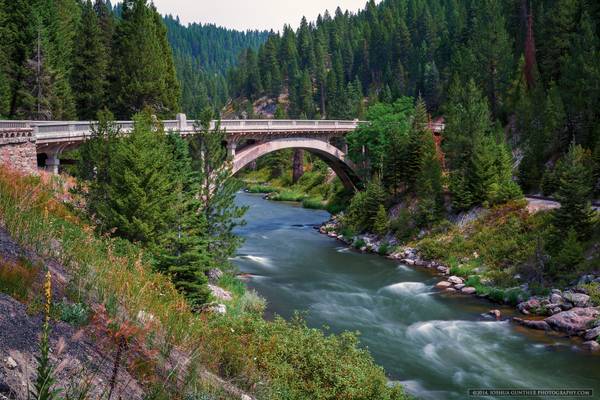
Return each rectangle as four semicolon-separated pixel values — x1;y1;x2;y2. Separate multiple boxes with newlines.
232;192;599;400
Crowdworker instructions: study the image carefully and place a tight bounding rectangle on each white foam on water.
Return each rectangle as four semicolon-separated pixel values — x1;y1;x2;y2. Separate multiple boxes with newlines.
336;246;351;253
380;282;428;295
239;255;273;267
397;264;413;272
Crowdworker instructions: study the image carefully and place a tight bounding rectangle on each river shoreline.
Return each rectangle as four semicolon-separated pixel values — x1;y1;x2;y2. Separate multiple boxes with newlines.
316;216;600;353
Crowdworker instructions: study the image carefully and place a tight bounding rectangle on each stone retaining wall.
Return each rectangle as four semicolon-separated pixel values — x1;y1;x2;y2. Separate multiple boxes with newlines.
0;129;37;174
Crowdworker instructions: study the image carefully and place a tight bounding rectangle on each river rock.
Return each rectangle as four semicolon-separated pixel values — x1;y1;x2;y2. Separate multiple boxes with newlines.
403;259;416;266
545;308;600;335
584;326;600;341
582;341;600;352
563;292;591;308
513;318;550;331
549;293;564;305
445;288;457;292
436;281;452;289
437;266;449;274
488;309;502;320
454;284;465;290
208;285;233;301
448;276;464;285
461;287;477;295
517;298;541;315
206;268;223;284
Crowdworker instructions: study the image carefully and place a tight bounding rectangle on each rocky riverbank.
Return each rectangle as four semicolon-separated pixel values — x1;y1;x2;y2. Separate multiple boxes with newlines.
318;217;600;352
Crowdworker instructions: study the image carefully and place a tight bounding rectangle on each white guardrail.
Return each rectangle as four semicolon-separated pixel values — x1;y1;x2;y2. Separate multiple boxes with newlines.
0;119;362;142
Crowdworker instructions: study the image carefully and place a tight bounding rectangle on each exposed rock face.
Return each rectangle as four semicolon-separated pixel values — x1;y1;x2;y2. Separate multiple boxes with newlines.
208;284;233;301
0;294;144;400
545;308;600;336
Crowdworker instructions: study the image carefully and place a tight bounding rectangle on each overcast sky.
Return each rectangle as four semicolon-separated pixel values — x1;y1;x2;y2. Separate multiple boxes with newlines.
151;0;376;31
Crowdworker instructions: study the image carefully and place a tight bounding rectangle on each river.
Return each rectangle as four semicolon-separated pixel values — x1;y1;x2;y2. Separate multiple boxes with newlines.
232;192;600;400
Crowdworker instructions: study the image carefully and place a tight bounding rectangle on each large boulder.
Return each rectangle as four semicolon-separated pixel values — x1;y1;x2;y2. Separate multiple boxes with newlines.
563;292;591;308
545;308;600;335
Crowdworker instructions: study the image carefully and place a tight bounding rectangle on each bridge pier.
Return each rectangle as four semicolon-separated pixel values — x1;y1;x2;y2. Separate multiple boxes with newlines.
0;128;38;174
226;141;237;158
45;153;60;174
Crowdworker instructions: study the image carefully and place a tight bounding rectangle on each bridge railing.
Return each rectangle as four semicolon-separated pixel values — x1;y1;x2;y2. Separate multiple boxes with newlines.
1;118;364;142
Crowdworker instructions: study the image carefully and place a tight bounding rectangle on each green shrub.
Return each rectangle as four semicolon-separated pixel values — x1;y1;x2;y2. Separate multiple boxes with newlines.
582;283;600;306
353;238;366;249
239;290;266;315
378;242;390;255
59;301;90;326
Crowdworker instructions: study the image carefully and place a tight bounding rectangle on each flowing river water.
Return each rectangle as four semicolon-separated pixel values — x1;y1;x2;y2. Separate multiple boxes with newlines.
232;192;600;399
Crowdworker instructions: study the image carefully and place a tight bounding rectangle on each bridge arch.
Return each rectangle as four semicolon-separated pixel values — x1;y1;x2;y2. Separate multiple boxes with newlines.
231;138;361;191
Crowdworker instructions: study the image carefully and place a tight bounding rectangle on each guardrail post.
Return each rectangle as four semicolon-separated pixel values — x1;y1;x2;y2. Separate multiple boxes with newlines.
177;113;187;131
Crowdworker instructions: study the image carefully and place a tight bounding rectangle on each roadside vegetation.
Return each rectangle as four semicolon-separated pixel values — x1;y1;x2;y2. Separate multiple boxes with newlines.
0;118;409;399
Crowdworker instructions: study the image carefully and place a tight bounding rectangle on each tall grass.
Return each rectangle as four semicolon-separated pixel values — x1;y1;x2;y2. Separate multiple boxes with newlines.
0;167;408;400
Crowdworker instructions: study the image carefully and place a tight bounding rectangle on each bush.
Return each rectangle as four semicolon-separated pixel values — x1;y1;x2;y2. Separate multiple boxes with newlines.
239;290;266;315
582;283;600;306
353;238;366;249
59;301;90;326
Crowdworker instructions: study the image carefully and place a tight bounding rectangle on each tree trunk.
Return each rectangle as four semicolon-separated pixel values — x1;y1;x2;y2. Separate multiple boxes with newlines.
292;149;304;183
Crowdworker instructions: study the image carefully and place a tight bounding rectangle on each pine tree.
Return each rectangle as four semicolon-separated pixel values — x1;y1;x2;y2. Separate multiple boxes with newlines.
552;143;595;240
16;27;54;120
94;111;179;246
190;108;248;264
373;204;389;236
111;0;180;118
468;0;513;117
158;133;212;308
71;0;108;120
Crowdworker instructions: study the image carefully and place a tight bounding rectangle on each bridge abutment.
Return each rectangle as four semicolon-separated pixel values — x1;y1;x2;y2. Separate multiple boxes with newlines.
0;129;38;174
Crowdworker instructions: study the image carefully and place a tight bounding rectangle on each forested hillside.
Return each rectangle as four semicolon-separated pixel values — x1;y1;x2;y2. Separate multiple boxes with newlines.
230;0;600;193
0;0;182;120
0;0;268;120
164;16;268;115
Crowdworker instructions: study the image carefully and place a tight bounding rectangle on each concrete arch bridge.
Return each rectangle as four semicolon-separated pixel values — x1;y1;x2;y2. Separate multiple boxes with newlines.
0;114;366;190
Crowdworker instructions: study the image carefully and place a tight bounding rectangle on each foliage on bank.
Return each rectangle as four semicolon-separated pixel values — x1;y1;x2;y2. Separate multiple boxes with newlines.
0;166;410;399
